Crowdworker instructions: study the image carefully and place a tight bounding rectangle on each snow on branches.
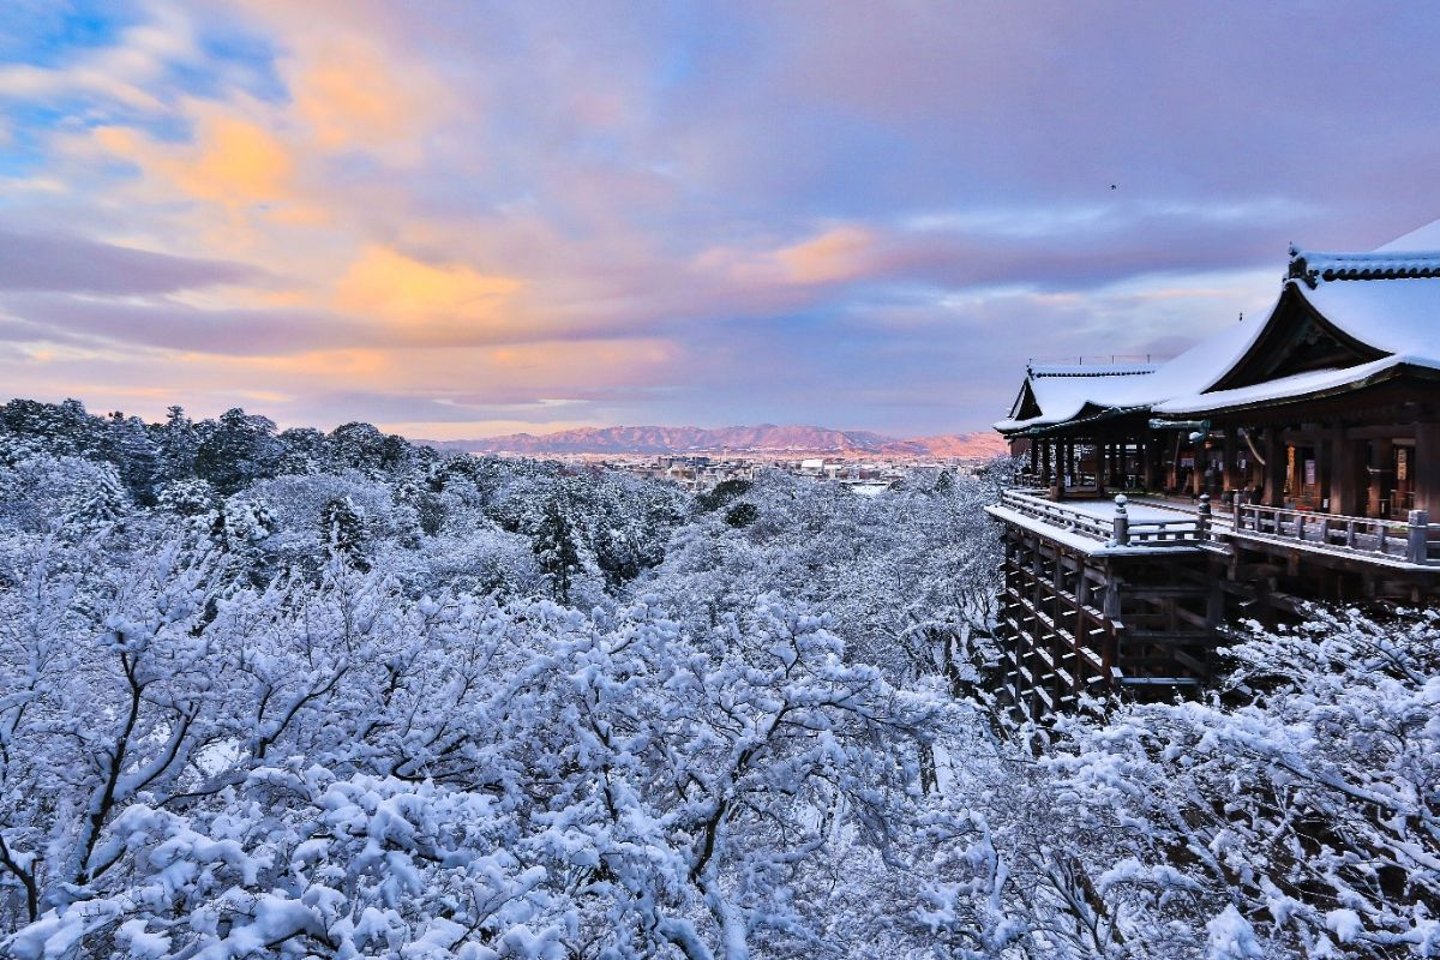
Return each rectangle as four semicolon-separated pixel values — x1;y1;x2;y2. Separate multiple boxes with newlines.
3;401;1439;958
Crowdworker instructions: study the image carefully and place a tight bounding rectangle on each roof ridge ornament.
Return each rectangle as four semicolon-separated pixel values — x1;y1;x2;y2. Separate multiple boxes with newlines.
1288;247;1440;288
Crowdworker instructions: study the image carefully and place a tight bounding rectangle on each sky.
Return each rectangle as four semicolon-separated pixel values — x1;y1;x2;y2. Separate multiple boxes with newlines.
2;1;1440;440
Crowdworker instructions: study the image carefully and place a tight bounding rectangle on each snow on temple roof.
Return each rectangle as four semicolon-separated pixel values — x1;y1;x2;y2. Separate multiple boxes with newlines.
1148;318;1265;396
994;323;1263;434
1377;216;1440;252
1288;248;1440;287
1155;353;1440;415
997;228;1440;435
1303;275;1440;360
995;364;1158;433
1151;276;1440;414
1290;219;1440;286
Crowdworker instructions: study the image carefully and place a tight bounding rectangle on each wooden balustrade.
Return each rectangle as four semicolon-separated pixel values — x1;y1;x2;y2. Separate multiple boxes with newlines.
1232;502;1438;565
999;490;1205;548
1001;489;1440;566
998;489;1112;540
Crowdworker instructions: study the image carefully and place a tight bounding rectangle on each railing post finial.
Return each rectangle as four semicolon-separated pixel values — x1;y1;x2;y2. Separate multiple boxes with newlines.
1197;493;1211;539
1111;494;1130;546
1407;509;1430;564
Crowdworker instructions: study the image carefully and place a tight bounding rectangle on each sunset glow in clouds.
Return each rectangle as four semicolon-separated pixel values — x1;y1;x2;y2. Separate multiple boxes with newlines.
3;2;1440;438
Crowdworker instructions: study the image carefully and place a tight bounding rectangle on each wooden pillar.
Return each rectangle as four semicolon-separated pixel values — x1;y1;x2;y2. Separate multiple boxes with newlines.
1223;428;1239;494
1052;439;1068;500
1029;439;1039;482
1264;428;1286;507
1245;430;1264;492
1292;440;1311;507
1330;428;1361;517
1041;439;1053;487
1191;437;1206;497
1141;438;1155;490
1316;433;1333;511
1369;438;1393;517
1415;421;1440;514
1095;440;1108;496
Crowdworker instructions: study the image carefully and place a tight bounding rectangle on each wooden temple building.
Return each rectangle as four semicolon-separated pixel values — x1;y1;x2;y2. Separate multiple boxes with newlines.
987;227;1440;718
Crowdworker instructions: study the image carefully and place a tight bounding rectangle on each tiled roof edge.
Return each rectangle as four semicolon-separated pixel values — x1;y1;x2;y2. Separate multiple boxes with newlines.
1288;247;1440;288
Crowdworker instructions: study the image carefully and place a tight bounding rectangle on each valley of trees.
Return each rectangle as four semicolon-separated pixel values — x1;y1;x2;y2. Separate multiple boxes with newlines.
0;398;1436;959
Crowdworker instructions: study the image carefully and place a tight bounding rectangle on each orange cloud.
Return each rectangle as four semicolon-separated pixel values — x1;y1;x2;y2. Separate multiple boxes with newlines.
226;1;452;162
175;114;293;206
333;246;523;335
695;223;882;289
92;108;304;221
774;225;877;284
294;40;430;153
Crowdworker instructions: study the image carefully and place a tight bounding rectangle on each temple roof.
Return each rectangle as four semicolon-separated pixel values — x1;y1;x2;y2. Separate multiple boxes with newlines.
1155;354;1440;416
995;364;1157;433
995;227;1440;436
1302;274;1440;357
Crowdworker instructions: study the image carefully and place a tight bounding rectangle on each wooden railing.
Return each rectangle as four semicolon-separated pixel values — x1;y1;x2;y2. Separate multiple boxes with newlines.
1232;503;1439;565
999;489;1112;540
1000;489;1440;565
999;490;1206;548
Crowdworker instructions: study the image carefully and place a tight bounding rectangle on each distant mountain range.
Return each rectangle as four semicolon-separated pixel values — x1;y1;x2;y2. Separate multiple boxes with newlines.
422;424;1007;459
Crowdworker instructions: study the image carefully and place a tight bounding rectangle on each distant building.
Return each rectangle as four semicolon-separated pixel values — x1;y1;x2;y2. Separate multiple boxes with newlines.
988;230;1440;717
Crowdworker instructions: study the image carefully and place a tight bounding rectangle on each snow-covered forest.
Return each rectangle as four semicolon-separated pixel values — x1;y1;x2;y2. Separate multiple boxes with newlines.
1;399;1436;959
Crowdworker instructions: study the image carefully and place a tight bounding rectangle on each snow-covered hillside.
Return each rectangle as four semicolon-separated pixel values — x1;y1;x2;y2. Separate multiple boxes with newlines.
0;398;1435;959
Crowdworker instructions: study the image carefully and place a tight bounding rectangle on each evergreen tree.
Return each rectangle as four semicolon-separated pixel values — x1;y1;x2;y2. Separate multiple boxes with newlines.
157;477;217;517
320;495;369;571
533;496;580;604
155;405;200;483
103;412;162;505
194;408;281;495
724;501;759;527
276;427;327;475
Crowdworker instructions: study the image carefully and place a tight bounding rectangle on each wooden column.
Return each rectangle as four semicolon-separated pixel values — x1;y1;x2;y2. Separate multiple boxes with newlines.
1029;439;1039;481
1223;428;1239;494
1415;421;1440;514
1264;428;1286;507
1330;428;1361;517
1141;438;1155;491
1369;438;1393;517
1166;435;1180;493
1244;430;1263;493
1095;440;1108;496
1052;440;1068;501
1317;433;1333;511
